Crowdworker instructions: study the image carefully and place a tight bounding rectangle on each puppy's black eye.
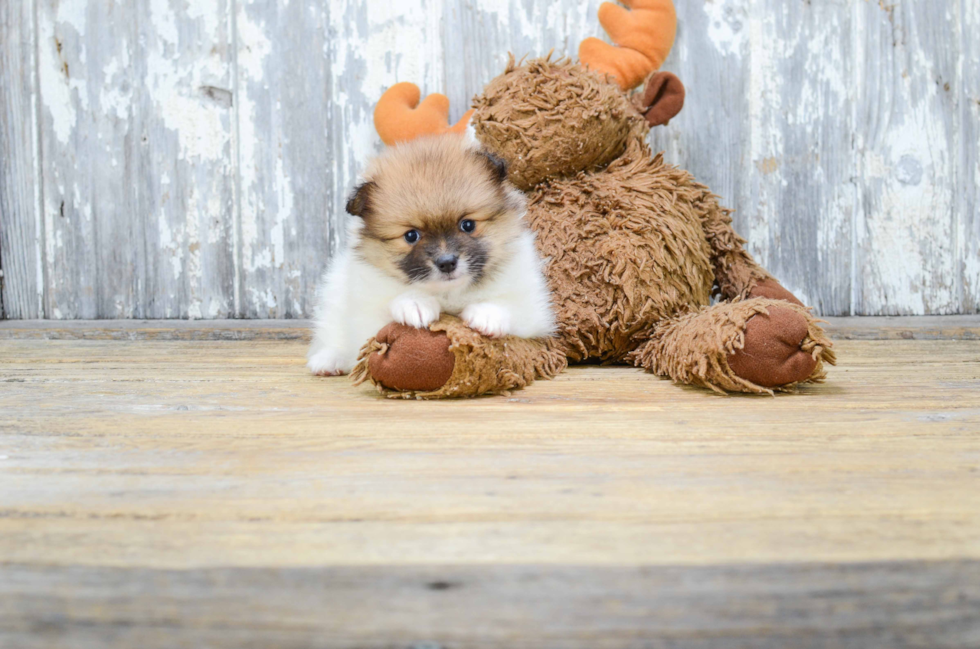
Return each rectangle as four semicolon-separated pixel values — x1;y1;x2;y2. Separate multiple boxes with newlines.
404;229;420;244
460;219;476;233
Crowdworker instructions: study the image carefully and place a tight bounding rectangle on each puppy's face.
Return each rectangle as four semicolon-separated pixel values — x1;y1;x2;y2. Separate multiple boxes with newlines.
348;135;526;289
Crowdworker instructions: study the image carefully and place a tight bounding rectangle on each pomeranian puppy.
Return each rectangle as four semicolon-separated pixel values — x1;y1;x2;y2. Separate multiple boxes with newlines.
307;135;555;376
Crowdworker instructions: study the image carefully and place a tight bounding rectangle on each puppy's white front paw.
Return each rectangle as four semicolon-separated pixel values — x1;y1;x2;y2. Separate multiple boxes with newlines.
462;303;511;338
389;294;440;329
307;349;351;376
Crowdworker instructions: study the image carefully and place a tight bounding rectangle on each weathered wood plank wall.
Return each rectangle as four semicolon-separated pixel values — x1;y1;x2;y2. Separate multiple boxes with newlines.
0;0;977;318
0;1;45;319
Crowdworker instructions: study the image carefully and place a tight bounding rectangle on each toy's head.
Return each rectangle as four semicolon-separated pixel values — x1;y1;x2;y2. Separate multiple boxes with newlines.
471;56;656;191
472;0;683;189
373;0;684;190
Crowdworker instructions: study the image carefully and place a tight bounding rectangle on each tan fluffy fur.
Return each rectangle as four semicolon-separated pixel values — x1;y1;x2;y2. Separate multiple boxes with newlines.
528;139;716;362
472;56;648;191
353;135;525;281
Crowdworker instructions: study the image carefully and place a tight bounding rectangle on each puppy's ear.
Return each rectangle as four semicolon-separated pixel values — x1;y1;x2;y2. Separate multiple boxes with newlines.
476;150;508;184
346;181;377;218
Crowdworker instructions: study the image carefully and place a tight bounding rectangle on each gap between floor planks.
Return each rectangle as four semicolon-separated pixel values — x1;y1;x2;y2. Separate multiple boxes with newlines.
0;314;979;341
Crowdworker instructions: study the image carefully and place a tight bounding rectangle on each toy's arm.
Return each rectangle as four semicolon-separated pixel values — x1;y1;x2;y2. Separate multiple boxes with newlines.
698;195;805;306
374;82;474;146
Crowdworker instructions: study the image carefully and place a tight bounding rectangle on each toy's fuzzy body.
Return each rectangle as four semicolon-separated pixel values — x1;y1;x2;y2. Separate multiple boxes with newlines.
353;53;836;398
529;139;715;362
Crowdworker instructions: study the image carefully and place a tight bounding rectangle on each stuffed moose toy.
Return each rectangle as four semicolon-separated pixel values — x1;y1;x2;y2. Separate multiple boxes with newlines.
349;0;836;398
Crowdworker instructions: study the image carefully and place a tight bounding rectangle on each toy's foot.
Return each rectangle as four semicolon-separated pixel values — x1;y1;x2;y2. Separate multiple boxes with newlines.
727;306;817;388
748;278;804;307
351;315;567;399
365;322;456;392
629;298;835;394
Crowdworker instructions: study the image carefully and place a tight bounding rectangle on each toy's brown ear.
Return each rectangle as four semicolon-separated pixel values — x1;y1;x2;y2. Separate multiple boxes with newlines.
638;71;685;127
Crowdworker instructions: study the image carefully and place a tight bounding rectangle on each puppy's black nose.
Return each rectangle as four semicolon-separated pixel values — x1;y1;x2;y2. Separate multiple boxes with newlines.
435;254;458;274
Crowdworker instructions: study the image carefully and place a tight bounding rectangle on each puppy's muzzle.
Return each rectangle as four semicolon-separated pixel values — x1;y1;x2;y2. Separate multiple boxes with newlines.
435;254;459;274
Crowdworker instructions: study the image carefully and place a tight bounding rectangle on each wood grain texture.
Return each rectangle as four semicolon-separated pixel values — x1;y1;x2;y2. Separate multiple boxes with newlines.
34;0;237;320
0;0;44;319
2;0;979;318
0;336;979;644
852;0;960;316
2;562;978;649
0;318;311;340
136;0;238;318
2;315;980;341
236;0;330;318
962;0;980;312
653;0;857;312
742;0;854;315
822;314;980;341
36;0;140;318
1;339;978;569
442;0;605;121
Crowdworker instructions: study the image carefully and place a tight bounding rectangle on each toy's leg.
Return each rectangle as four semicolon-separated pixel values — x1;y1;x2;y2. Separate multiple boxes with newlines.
350;316;566;399
628;299;835;394
696;196;802;306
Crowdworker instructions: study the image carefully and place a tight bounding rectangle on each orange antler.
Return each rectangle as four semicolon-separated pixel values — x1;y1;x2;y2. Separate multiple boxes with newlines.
578;0;677;91
373;82;474;146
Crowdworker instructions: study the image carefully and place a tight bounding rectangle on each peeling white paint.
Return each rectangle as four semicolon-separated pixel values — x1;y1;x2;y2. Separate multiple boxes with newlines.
38;18;77;145
30;32;45;317
245;286;278;313
158;215;185;281
150;0;180;47
236;4;272;280
184;0;222;40
100;56;132;121
147;0;229;161
744;9;785;264
272;156;294;268
207;299;224;318
855;1;959;315
704;0;748;56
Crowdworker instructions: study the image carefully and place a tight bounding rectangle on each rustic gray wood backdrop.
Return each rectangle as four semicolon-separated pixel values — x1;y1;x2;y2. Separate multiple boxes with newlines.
1;0;978;319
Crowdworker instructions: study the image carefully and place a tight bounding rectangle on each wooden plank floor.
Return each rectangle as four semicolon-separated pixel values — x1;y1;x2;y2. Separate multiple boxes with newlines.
1;321;979;647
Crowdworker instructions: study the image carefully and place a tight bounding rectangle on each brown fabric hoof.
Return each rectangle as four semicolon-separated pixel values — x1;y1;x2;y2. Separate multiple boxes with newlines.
748;278;805;307
728;306;818;388
367;323;455;392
